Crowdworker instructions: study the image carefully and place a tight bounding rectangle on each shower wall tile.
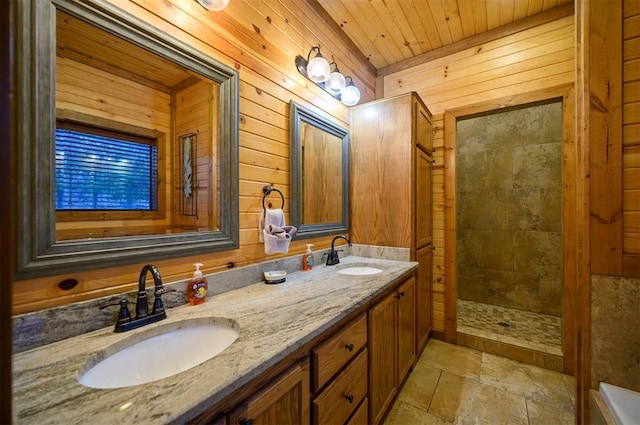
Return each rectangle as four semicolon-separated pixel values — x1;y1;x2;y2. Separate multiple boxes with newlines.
540;102;563;144
485;269;541;312
540;189;563;232
457;149;514;191
539;278;563;316
457;229;516;271
458;189;540;231
486;106;541;147
457;267;490;303
513;144;562;190
591;274;640;392
457;116;488;148
458;267;540;312
513;231;562;277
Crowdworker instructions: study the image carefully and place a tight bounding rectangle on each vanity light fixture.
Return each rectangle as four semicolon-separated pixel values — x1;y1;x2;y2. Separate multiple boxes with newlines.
325;62;347;96
341;77;361;106
304;46;331;83
294;46;361;106
195;0;230;11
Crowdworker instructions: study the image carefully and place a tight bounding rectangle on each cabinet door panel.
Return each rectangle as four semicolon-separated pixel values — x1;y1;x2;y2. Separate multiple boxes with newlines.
414;99;432;152
416;245;433;354
416;148;433;249
368;294;396;425
397;277;416;384
228;361;309;425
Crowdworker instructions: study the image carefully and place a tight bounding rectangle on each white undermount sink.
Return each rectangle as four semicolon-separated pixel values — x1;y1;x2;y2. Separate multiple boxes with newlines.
337;266;383;276
78;319;239;389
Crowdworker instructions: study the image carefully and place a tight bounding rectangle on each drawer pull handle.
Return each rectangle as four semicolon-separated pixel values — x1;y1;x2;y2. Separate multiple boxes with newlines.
345;343;354;352
395;292;405;299
345;394;354;404
239;418;254;425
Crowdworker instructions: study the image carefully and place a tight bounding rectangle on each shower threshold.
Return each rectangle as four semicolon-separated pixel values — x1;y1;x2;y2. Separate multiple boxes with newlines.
457;299;562;357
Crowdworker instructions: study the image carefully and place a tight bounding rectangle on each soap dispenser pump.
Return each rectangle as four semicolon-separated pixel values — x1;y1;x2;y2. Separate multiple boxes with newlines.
186;263;208;305
302;244;314;271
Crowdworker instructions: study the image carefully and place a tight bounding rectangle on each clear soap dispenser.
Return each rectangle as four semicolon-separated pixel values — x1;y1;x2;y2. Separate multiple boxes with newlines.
186;263;208;305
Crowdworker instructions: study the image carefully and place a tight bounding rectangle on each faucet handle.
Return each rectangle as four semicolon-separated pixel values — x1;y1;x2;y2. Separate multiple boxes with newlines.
100;299;132;327
152;288;176;315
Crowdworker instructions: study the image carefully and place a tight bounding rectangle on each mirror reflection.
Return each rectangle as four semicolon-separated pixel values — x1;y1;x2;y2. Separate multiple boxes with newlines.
290;102;349;238
300;122;343;224
13;0;239;279
56;10;219;240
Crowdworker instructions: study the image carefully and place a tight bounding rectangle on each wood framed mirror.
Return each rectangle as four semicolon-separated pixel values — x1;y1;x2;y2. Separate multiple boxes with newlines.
13;0;239;279
289;101;349;239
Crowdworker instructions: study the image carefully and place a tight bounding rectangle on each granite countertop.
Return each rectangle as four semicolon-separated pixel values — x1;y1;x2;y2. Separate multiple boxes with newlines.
13;256;417;424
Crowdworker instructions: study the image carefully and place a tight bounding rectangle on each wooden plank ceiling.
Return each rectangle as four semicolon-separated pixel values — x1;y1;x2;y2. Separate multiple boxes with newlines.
316;0;573;71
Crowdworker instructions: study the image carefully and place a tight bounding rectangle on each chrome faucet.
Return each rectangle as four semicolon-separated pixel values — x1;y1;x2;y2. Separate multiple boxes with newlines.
326;235;352;265
101;264;174;333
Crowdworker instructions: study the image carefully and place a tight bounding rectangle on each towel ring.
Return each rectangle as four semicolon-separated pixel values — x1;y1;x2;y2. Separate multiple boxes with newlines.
262;185;285;210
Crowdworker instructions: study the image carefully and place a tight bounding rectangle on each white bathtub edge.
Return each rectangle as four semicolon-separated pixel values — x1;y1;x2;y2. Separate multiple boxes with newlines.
599;382;640;425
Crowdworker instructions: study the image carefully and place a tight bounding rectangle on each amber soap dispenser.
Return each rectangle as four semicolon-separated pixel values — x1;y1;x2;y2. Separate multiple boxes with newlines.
186;263;208;305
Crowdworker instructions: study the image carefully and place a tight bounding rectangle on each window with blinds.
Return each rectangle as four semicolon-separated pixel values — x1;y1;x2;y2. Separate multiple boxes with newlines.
55;122;158;211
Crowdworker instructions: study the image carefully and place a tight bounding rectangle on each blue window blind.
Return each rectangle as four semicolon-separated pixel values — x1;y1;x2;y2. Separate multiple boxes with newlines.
55;125;158;210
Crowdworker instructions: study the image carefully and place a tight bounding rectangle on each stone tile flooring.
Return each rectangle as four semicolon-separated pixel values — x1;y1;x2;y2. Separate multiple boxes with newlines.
457;299;563;356
384;339;575;425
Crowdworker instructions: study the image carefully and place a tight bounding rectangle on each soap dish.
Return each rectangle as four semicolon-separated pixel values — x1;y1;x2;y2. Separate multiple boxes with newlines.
264;270;287;284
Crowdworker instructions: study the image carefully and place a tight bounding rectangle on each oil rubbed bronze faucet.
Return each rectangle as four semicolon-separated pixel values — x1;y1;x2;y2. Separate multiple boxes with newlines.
101;264;175;333
326;235;352;266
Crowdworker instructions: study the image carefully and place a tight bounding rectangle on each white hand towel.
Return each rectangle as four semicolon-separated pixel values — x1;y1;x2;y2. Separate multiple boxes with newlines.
259;209;285;243
259;209;297;254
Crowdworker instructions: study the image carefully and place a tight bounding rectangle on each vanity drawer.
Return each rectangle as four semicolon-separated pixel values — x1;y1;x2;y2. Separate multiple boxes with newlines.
346;397;368;425
313;348;368;425
312;313;367;391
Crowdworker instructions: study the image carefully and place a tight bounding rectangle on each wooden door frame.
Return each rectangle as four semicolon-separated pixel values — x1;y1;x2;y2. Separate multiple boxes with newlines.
443;83;577;375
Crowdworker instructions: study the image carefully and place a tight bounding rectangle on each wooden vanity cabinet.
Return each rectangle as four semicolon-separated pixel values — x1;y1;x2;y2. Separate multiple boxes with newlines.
368;276;416;425
311;314;368;425
227;360;309;425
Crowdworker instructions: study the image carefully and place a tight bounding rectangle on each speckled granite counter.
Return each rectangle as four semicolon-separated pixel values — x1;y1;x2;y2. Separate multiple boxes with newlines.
13;255;417;424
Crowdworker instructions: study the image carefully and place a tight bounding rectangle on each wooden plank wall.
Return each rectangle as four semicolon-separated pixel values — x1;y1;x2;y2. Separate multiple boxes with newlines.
302;125;343;224
12;0;376;314
623;0;640;275
174;80;218;231
383;15;575;333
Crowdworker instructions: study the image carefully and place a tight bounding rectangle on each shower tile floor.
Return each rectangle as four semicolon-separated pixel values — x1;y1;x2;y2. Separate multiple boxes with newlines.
457;300;563;356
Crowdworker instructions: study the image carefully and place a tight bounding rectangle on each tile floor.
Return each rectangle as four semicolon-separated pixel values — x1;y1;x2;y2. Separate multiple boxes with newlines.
384;339;575;425
457;300;563;356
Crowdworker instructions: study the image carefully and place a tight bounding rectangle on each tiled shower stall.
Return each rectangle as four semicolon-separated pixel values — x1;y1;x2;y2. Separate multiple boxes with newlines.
455;101;564;360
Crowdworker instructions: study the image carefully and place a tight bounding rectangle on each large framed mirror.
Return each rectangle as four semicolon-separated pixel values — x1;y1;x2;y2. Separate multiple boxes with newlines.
290;102;349;239
13;0;239;279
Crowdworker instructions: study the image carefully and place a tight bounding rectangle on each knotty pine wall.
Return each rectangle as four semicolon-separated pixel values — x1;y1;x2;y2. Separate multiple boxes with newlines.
624;1;640;273
12;0;375;314
174;79;219;231
383;15;575;333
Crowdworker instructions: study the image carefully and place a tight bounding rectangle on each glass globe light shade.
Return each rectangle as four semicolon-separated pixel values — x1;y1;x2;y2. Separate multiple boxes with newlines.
341;82;360;106
325;70;346;96
197;0;230;11
306;54;330;83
